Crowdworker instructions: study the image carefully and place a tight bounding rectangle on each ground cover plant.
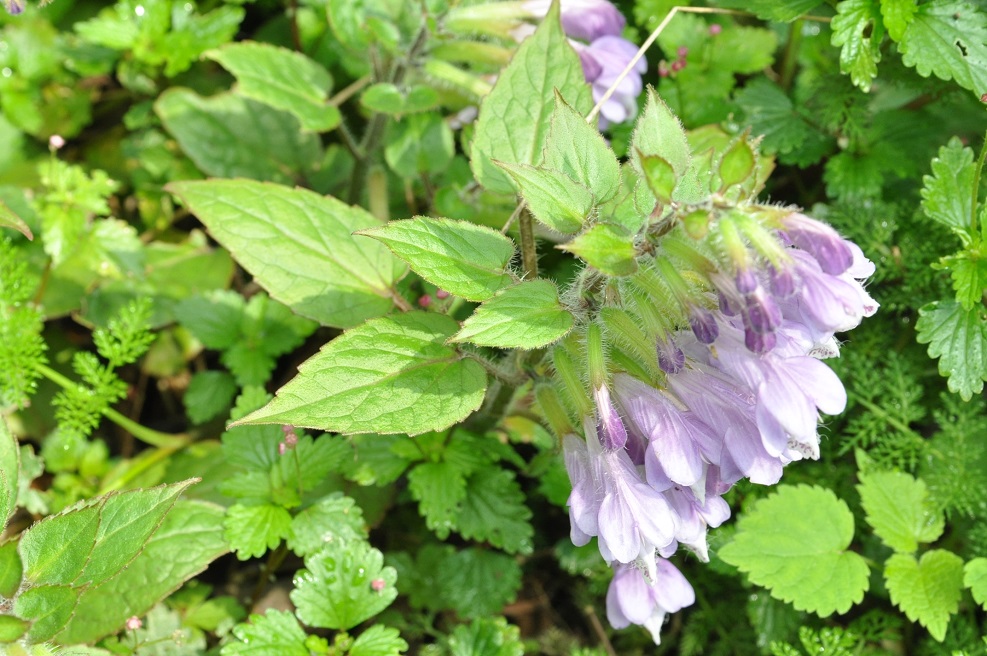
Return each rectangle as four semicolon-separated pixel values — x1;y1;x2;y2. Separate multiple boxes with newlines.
0;0;986;654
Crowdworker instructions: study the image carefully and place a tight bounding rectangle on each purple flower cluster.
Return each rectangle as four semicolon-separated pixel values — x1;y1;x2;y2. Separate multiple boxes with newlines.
560;211;877;642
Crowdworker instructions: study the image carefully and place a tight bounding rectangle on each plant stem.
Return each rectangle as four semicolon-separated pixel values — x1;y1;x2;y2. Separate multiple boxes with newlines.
249;542;290;610
971;129;987;237
518;209;538;279
779;19;803;91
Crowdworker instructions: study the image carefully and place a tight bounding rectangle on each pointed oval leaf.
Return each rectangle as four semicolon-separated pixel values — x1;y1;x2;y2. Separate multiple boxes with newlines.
718;136;756;189
168;180;405;328
638;152;677;203
14;584;79;642
559;223;638;276
236;312;487;435
0;199;32;240
631;89;691;181
451;279;574;349
544;93;622;203
359;217;515;302
496;163;594;234
0;541;23;599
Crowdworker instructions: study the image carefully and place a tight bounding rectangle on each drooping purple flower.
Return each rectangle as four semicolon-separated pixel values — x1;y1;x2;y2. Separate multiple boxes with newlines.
562;433;600;546
688;307;719;344
522;0;626;41
594;383;628;450
574;36;647;126
780;212;854;275
4;0;24;13
783;249;877;338
606;558;695;644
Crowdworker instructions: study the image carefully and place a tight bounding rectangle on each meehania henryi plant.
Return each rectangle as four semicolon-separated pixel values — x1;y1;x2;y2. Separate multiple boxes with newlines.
0;0;986;654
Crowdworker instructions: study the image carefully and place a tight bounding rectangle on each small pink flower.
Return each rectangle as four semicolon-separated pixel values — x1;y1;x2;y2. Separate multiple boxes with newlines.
709;23;722;36
371;578;386;592
49;135;65;150
125;616;142;631
418;294;432;308
435;289;450;300
676;46;688;58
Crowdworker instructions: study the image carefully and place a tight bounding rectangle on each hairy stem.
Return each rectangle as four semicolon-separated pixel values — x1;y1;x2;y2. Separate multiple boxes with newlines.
518;209;538;279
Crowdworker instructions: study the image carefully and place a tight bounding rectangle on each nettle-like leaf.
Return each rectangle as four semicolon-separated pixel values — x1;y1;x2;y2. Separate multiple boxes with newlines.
446;617;525;656
916;300;987;400
632;89;691;184
168;179;406;329
718;484;869;616
945;254;987;310
224;503;293;560
857;470;944;554
470;0;592;195
884;549;964;642
290;539;398;630
222;609;310;656
288;493;367;558
544;94;621;204
205;42;341;132
408;461;468;540
452;279;574;349
830;0;885;91
455;468;533;555
358;217;516;302
881;0;919;41
350;625;409;656
920;137;976;243
735;79;830;167
965;557;987;610
237;312;487;435
899;1;987;96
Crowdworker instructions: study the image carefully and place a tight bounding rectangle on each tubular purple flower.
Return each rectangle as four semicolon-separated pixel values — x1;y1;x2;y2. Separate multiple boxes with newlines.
575;36;647;126
657;338;685;374
562;433;600;545
689;307;719;344
787;249;876;336
743;287;782;335
594;384;628;450
780;212;854;275
606;558;695;644
521;0;626;41
4;0;23;13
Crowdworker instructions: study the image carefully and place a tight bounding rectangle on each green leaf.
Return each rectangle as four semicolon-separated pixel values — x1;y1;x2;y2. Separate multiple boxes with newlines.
350;625;409;656
920;137;976;242
830;0;885;91
0;541;23;598
168;179;405;329
857;470;944;553
451;279;574;349
496;163;594;234
899;2;987;95
57;500;229;645
470;1;592;194
222;610;310;656
544;94;621;203
0;414;17;531
384;113;454;178
946;255;987;310
965;557;987;609
206;42;341;132
734;79;830;167
409;461;468;540
916;300;987;400
631;89;690;183
718;484;869;617
881;0;918;41
358;217;516;302
713;0;821;22
442;550;523;619
224;503;293;560
236;312;487;435
559;223;638;277
447;617;524;656
155;89;321;183
719;136;757;190
18;504;101;585
288;493;367;558
455;468;533;555
0;615;28;642
0;198;32;240
184;371;238;425
884;550;964;641
290;539;398;630
362;83;440;115
14;584;78;642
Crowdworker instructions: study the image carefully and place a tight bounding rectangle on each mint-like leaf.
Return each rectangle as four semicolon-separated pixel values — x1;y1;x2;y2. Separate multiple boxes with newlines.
718;484;869;616
830;0;885;91
884;549;964;642
288;493;367;558
920;137;976;242
632;89;691;182
857;470;944;553
947;255;987;310
899;1;987;95
560;223;638;277
455;468;533;555
409;461;467;540
451;280;574;349
175;290;245;350
544;94;621;203
224;503;292;560
916;300;987;400
496;163;594;234
350;625;408;656
222;610;310;656
447;617;524;656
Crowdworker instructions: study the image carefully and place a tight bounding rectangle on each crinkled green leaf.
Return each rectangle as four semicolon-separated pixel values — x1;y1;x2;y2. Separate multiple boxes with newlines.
559;223;638;277
881;0;919;41
350;625;408;656
885;550;964;642
224;503;293;560
632;89;691;181
290;539;398;630
456;468;533;555
920;137;976;241
544;94;621;203
470;1;592;194
497;163;593;234
277;433;351;494
237;313;487;435
452;280;574;349
206;42;340;132
899;1;987;95
222;610;310;656
857;470;944;553
443;550;523;619
288;493;367;558
156;90;321;183
408;461;468;540
359;217;516;302
447;617;524;656
718;484;869;616
14;584;78;642
916;300;987;400
831;0;885;90
168;180;405;328
965;557;987;609
736;81;831;167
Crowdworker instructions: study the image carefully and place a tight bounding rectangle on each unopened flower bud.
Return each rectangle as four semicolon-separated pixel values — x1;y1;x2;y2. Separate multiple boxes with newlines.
4;0;24;14
125;616;142;631
676;46;688;58
418;294;432;308
49;135;65;150
709;23;722;36
371;578;386;591
435;289;450;299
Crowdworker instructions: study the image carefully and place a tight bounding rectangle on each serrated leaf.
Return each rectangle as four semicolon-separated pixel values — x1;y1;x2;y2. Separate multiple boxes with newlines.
350;625;408;656
456;468;533;555
237;313;487;435
559;223;638;276
947;255;987;310
0;198;32;240
920;137;976;242
57;500;229;645
290;539;397;630
881;0;918;41
734;79;829;167
0;415;18;531
288;493;367;558
544;94;621;203
185;371;238;425
452;280;574;349
168;180;405;329
899;2;987;95
718;484;869;616
443;550;523;619
222;610;310;656
857;470;944;553
278;433;351;494
497;163;593;234
916;300;987;400
409;461;468;540
17;502;100;586
359;217;516;302
224;503;293;560
14;584;78;642
965;557;987;609
831;0;885;91
447;617;524;656
470;1;592;194
631;89;690;186
155;90;321;183
206;42;340;132
885;550;964;641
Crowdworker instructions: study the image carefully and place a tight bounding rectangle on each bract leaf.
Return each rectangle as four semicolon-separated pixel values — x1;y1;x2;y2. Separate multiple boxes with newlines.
559;223;638;277
451;279;574;349
631;89;690;184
